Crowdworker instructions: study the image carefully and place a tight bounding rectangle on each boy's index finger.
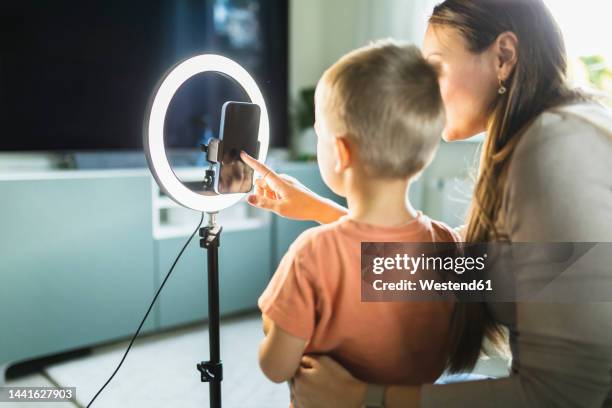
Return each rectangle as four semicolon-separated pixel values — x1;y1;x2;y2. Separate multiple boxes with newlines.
240;151;283;185
240;150;268;173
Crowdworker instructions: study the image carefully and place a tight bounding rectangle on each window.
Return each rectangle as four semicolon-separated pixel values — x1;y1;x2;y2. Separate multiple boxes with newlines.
546;0;612;105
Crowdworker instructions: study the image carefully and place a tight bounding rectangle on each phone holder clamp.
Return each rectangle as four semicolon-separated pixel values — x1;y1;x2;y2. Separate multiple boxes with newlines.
201;139;223;164
201;139;261;165
197;361;223;383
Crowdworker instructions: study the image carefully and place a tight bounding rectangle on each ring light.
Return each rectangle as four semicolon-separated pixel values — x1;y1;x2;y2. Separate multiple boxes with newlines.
142;55;270;408
144;54;269;213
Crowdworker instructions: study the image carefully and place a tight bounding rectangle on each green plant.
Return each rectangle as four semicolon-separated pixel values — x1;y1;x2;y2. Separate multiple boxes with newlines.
579;55;612;99
295;87;316;130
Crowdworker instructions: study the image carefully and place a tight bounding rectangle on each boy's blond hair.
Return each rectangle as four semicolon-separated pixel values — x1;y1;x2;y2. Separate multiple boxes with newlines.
322;40;445;179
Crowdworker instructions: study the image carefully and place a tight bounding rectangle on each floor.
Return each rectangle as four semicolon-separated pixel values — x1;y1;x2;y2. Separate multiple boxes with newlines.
4;313;289;407
3;313;510;407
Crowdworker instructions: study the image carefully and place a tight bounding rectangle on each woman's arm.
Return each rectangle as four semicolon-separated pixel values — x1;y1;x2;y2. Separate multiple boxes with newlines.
293;356;421;408
240;152;347;224
292;355;367;408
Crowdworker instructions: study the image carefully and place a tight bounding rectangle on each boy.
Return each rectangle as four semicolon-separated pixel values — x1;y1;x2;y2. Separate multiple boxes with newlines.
257;41;457;395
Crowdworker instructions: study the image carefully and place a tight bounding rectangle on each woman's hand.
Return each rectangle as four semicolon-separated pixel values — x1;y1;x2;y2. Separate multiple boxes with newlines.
291;355;366;408
240;151;347;224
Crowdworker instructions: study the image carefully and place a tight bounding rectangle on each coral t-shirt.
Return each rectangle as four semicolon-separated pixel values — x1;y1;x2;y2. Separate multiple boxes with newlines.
258;212;458;385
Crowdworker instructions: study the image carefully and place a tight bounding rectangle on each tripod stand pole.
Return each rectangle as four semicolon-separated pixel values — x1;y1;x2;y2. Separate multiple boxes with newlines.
197;212;223;408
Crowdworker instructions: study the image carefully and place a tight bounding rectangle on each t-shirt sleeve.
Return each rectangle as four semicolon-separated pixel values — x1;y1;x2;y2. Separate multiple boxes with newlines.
258;238;318;341
431;220;462;243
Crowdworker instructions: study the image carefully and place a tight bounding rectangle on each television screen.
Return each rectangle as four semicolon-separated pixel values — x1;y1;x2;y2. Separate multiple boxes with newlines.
0;0;288;152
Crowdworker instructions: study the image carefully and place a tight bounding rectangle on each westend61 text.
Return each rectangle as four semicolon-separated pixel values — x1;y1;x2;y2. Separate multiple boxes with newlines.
372;279;493;292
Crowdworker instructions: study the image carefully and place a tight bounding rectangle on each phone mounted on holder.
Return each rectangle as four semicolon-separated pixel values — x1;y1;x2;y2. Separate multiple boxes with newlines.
200;138;261;192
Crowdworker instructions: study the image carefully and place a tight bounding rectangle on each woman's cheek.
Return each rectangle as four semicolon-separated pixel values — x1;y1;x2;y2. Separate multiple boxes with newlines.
442;71;487;141
438;75;465;141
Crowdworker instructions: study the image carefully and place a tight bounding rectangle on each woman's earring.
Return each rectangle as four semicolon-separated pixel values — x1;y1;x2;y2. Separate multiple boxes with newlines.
498;78;507;95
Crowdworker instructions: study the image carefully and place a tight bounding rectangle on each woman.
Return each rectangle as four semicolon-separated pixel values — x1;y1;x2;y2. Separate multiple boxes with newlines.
242;0;612;406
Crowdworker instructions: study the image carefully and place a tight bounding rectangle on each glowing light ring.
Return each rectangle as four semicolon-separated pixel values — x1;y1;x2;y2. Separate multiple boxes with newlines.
144;54;269;212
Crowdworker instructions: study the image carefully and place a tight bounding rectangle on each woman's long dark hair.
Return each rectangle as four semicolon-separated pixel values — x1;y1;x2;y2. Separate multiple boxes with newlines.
429;0;585;373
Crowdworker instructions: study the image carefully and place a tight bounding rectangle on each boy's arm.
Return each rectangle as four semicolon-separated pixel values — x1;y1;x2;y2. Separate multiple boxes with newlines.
259;314;307;383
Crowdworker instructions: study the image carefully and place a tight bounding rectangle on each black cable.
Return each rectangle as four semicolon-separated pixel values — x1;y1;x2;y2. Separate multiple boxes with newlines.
87;212;205;407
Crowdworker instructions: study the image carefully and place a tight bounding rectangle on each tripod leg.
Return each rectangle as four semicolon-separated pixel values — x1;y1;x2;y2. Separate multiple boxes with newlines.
198;223;223;408
207;240;222;408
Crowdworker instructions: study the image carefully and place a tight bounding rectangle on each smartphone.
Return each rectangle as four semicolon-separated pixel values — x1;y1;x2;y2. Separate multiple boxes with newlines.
214;101;261;195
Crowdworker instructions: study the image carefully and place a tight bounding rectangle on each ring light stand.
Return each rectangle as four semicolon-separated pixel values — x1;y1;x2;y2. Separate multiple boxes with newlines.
144;54;269;408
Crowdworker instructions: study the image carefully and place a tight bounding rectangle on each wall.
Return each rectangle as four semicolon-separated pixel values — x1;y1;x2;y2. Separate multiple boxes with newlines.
289;0;436;99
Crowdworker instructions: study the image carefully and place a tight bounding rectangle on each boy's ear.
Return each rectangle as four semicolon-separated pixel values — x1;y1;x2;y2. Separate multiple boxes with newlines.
333;136;351;173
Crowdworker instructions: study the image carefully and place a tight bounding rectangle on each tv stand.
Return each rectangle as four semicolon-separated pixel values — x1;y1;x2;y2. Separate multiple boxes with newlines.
71;149;205;169
71;151;146;169
0;156;339;386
